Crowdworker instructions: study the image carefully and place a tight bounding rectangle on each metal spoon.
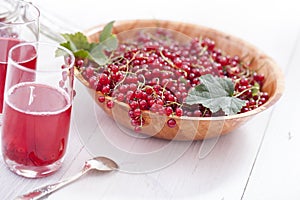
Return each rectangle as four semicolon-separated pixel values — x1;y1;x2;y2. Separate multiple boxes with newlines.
15;156;118;200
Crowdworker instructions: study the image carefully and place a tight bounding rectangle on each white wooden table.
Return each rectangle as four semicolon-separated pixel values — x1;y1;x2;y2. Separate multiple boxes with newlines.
1;0;300;199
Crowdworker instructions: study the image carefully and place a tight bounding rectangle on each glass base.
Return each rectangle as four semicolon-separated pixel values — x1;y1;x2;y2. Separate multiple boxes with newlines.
3;155;63;178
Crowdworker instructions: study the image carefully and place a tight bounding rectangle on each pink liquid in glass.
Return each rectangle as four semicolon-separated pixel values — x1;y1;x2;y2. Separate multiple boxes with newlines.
0;37;20;113
1;82;72;167
0;37;36;113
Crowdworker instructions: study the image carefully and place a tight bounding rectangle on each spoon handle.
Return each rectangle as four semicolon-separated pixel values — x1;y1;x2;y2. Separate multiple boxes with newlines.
15;169;89;200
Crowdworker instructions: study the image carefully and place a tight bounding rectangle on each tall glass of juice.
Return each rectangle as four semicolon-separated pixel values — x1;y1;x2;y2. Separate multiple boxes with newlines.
0;0;40;123
1;41;75;178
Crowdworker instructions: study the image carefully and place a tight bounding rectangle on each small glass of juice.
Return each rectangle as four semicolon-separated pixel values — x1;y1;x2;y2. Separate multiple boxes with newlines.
1;41;75;178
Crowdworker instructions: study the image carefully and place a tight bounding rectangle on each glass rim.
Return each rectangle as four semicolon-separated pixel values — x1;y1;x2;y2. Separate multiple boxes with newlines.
0;0;40;27
8;41;75;74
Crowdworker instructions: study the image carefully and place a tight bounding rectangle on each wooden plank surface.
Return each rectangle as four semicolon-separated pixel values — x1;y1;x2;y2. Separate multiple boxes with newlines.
1;0;299;199
243;31;300;200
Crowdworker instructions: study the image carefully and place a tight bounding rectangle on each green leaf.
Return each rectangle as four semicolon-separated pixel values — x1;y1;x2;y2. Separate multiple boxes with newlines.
59;21;118;66
89;37;117;66
185;74;246;115
90;50;109;65
101;35;118;51
73;49;91;59
99;21;115;42
90;35;118;60
59;41;72;51
61;32;91;51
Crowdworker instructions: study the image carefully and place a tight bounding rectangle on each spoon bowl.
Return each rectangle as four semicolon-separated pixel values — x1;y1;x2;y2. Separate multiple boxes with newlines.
85;156;119;172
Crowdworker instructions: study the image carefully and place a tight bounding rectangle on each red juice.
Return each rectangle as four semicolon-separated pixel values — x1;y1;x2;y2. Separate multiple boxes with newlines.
0;37;20;113
0;37;36;113
1;82;72;167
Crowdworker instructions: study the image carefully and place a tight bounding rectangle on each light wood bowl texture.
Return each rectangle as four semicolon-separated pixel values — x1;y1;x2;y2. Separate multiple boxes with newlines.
76;19;284;141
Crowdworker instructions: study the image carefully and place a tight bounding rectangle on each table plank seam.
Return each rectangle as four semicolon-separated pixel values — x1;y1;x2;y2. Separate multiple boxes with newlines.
240;27;300;200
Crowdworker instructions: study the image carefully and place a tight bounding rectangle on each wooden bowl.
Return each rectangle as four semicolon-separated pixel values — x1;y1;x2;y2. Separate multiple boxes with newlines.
76;19;284;141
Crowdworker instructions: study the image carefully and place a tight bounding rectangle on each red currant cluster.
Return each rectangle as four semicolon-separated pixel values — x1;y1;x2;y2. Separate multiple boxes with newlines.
76;29;269;131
